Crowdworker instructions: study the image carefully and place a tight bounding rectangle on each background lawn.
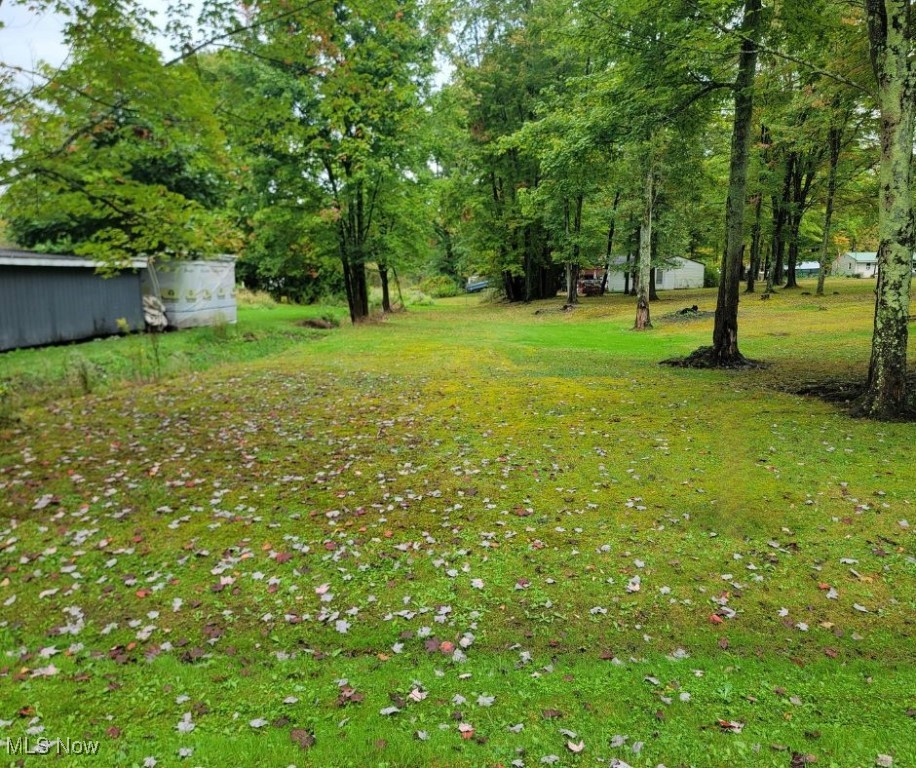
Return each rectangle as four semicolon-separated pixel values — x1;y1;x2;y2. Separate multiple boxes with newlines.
0;280;913;767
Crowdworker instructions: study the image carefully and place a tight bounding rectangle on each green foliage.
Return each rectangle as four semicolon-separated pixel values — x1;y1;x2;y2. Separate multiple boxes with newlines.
418;274;461;297
201;0;437;319
704;262;721;288
1;0;238;266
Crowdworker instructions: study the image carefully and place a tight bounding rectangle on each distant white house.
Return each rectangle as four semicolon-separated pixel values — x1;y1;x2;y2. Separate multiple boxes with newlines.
599;255;704;293
833;250;916;277
834;251;879;277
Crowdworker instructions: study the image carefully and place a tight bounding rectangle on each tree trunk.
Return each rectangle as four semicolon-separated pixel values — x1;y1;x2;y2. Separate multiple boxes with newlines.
856;0;915;419
392;265;405;309
746;193;762;293
774;155;794;286
677;0;760;365
784;158;816;289
634;165;653;330
341;251;370;323
784;208;800;289
816;126;842;297
564;195;584;304
566;262;579;304
600;190;621;295
649;221;660;301
623;251;631;294
379;266;392;313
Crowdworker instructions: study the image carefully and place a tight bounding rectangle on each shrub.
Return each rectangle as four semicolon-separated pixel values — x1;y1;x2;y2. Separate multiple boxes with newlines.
703;264;720;288
405;289;434;306
236;288;278;309
418;275;460;298
0;380;14;424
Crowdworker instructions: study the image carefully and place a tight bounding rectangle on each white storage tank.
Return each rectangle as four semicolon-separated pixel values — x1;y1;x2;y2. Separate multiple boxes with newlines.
144;256;237;329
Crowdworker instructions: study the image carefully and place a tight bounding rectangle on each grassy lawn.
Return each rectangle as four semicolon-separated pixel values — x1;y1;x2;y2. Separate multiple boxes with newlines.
0;301;348;414
0;279;913;768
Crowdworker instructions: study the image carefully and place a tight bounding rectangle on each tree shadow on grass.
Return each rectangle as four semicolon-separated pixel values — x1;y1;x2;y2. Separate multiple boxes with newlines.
770;372;916;421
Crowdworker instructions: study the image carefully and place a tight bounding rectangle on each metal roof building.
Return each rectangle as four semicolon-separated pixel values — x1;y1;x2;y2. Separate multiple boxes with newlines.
0;249;147;352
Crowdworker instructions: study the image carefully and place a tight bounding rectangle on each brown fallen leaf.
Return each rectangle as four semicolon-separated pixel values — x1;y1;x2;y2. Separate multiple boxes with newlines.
717;719;744;733
290;728;315;750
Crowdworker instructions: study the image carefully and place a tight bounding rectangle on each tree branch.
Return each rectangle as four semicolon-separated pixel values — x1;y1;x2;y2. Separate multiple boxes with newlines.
162;0;328;67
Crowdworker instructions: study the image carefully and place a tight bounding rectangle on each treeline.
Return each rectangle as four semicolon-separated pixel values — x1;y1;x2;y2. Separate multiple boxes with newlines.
0;0;912;415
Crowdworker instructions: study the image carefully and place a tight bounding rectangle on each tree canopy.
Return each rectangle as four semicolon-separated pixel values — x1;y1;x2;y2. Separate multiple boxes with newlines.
1;0;913;415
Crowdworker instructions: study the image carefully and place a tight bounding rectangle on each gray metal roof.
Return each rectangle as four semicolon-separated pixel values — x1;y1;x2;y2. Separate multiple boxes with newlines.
841;251;916;263
843;252;878;263
0;248;147;269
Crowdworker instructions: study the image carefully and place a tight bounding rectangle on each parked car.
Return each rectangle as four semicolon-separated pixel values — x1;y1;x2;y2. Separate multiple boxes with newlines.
466;279;490;293
577;278;603;296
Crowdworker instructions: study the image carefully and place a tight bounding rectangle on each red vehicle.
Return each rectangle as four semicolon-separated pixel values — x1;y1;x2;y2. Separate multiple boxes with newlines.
577;278;603;296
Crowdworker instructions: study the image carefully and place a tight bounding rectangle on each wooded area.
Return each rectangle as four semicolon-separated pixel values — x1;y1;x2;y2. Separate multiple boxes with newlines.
0;0;913;415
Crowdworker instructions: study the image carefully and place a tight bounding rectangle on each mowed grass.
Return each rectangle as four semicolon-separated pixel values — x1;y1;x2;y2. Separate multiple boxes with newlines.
0;279;914;768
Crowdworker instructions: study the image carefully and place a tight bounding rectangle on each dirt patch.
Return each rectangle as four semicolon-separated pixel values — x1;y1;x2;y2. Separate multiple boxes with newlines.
774;374;916;420
662;309;715;323
661;346;765;369
789;378;867;404
297;318;339;330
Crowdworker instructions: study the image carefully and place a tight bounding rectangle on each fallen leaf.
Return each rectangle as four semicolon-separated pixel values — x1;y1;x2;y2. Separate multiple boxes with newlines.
290;729;315;750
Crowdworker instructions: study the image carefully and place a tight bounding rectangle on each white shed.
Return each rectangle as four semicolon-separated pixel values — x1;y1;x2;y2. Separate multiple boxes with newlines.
603;256;704;293
143;256;237;329
653;257;705;290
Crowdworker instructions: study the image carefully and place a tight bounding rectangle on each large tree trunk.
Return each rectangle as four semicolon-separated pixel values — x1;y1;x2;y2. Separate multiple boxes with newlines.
856;0;915;419
676;0;760;365
634;165;653;330
816;125;842;297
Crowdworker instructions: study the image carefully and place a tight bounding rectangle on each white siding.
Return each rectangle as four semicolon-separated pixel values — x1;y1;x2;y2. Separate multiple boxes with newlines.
605;271;629;293
605;257;705;293
657;257;704;289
